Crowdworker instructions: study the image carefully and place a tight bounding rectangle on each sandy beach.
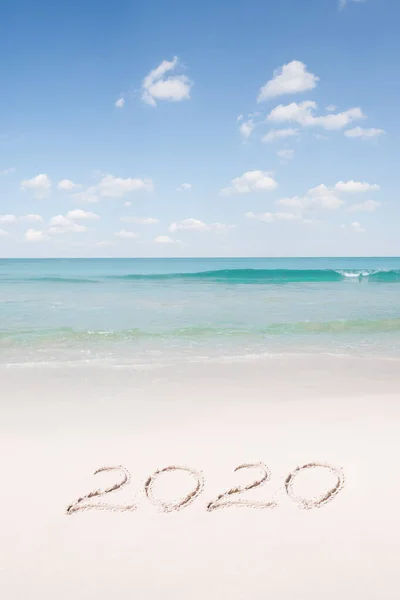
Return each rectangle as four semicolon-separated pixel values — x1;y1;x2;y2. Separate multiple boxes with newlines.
2;0;399;593
1;355;400;599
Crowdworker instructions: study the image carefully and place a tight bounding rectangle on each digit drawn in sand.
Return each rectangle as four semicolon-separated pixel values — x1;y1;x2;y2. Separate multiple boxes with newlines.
144;466;204;512
207;463;277;511
285;462;345;510
66;466;137;515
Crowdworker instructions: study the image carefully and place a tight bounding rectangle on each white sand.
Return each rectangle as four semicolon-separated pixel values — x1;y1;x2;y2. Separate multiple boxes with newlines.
1;356;400;599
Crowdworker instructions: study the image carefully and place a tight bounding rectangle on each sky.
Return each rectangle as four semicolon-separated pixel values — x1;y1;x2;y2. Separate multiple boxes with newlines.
0;0;399;257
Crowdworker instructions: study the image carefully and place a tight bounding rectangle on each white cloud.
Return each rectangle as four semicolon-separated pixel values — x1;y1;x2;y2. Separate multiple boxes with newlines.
120;216;159;224
66;209;100;220
96;241;117;247
326;104;337;112
0;214;44;225
351;221;365;233
49;215;71;227
335;180;379;192
239;120;254;139
72;174;153;203
238;114;259;140
348;200;381;212
220;170;278;196
262;128;299;143
20;173;51;198
96;174;153;197
304;184;345;209
268;100;316;123
114;229;138;239
72;187;100;203
0;214;18;225
245;211;311;224
124;201;131;207
0;229;8;237
313;109;364;130
169;218;234;233
48;215;87;235
267;101;364;130
344;126;386;139
257;61;319;102
142;57;192;107
24;229;48;242
115;97;125;108
277;184;344;211
58;179;80;191
154;235;180;244
176;183;192;191
0;167;15;175
277;149;294;161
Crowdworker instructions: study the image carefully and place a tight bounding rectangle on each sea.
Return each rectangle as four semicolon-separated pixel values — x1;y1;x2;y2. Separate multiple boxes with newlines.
1;257;400;367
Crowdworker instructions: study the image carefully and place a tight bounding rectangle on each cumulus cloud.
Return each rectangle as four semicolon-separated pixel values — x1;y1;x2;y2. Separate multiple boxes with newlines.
278;181;380;215
262;128;299;143
142;57;192;107
267;101;364;130
72;188;100;203
24;229;48;242
277;184;344;211
351;221;365;233
344;127;385;139
115;97;125;108
20;173;51;198
48;215;88;235
154;235;180;244
96;241;117;247
96;174;153;197
237;112;262;140
245;211;311;224
239;118;255;140
72;174;154;203
21;214;44;222
257;61;319;102
220;170;278;196
120;216;159;224
58;179;80;191
0;214;44;225
169;218;234;233
348;200;381;212
66;209;100;220
335;180;379;192
0;228;8;237
0;214;18;225
114;229;138;239
176;183;192;191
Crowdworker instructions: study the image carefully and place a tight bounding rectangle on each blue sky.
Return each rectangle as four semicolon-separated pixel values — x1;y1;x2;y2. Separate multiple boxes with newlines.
0;0;398;257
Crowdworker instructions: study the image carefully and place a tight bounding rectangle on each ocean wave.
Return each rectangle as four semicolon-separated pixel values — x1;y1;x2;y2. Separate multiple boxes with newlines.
0;276;99;284
2;317;400;345
102;268;400;283
1;268;400;284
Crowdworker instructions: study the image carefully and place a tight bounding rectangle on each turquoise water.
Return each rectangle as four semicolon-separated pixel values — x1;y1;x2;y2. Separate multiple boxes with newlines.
1;257;400;365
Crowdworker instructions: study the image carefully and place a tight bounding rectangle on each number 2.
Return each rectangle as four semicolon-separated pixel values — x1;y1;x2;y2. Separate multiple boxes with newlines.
66;465;136;514
207;463;277;511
